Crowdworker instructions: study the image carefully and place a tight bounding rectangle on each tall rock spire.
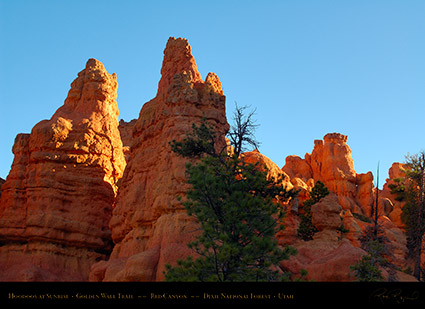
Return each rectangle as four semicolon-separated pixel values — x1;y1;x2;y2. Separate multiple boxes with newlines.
90;37;229;281
157;37;203;98
0;59;125;281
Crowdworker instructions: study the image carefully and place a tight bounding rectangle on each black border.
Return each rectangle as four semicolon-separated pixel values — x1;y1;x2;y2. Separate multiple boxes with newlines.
1;282;424;305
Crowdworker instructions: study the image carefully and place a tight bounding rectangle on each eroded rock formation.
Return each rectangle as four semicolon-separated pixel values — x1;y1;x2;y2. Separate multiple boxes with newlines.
280;194;367;281
89;37;229;281
118;118;137;162
0;59;125;281
283;133;374;215
272;135;411;280
280;193;413;281
380;162;407;228
241;149;293;191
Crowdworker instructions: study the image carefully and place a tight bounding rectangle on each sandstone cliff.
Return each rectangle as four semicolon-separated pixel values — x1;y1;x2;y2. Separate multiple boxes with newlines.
89;37;229;281
0;59;125;281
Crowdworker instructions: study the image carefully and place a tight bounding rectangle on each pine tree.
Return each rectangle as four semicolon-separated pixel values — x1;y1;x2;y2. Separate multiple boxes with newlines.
350;224;394;282
350;241;385;282
389;151;425;281
165;107;298;281
297;181;329;241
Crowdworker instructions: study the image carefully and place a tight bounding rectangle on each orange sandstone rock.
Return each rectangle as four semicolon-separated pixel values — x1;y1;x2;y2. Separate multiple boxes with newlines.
90;37;229;282
118;118;136;162
380;162;407;229
0;59;125;281
311;194;342;236
242;149;293;190
280;195;366;281
309;133;359;211
282;133;375;215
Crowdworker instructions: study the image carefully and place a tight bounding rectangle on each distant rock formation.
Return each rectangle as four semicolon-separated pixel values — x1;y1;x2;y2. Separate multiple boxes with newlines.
0;59;125;281
283;133;374;215
274;134;412;281
380;162;407;228
118;118;136;162
89;37;229;281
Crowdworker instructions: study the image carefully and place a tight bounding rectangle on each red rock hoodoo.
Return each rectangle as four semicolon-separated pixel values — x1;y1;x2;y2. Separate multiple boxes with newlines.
0;59;125;281
89;37;229;281
283;133;374;215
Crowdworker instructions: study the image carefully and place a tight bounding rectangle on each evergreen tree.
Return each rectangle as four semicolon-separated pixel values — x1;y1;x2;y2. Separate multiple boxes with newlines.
350;240;385;282
351;225;394;282
165;107;298;281
297;181;329;241
389;151;425;281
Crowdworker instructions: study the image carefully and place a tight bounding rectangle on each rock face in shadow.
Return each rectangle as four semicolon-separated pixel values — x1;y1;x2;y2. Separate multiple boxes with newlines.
279;194;415;282
89;37;229;281
280;194;365;281
0;59;125;281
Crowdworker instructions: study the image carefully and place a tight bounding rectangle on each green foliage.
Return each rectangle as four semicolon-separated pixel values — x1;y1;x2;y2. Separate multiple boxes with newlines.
351;225;393;282
337;224;349;235
352;212;373;223
388;152;425;281
305;180;330;205
297;214;317;242
165;118;298;282
170;121;218;158
401;184;425;257
388;178;407;202
297;181;329;241
350;243;384;282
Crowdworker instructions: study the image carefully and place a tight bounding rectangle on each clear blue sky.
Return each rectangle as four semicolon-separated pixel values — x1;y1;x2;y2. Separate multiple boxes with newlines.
1;0;424;187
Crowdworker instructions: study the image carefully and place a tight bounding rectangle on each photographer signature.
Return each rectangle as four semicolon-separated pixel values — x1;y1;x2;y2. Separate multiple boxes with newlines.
370;288;420;304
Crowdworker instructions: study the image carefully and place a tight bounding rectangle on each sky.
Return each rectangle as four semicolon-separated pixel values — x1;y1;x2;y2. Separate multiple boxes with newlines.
0;0;424;187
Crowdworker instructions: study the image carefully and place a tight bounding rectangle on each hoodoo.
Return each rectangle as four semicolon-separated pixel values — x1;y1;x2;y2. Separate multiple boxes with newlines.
89;37;229;281
0;59;125;281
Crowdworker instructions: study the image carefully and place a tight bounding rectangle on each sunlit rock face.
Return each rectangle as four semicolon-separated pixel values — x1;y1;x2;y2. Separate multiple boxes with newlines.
0;59;125;281
283;133;374;215
89;37;229;281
